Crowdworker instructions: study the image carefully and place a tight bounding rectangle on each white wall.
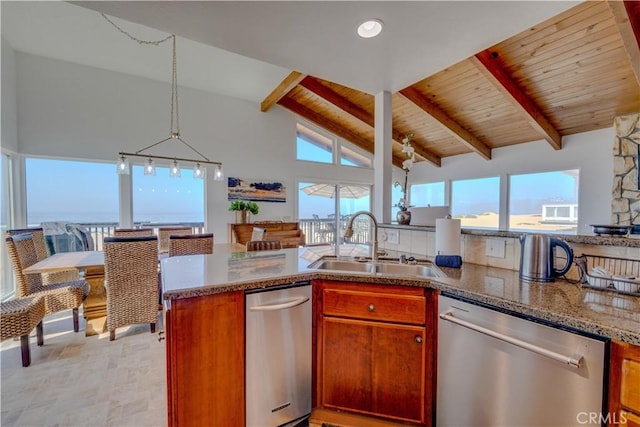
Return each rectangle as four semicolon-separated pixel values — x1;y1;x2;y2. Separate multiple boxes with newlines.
13;52;373;241
1;37;18;152
407;130;613;234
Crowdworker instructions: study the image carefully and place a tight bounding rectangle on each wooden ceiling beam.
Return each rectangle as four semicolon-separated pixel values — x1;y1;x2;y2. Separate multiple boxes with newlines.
278;97;407;168
471;50;563;150
299;76;374;126
607;0;640;87
398;87;492;160
260;71;306;112
300;76;442;167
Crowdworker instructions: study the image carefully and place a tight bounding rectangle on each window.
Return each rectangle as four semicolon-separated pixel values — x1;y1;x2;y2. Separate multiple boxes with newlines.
132;165;204;224
26;158;118;225
391;183;404;218
1;153;14;299
509;170;579;234
296;123;333;164
296;122;372;168
298;181;371;246
410;182;445;207
451;177;500;229
340;145;372;168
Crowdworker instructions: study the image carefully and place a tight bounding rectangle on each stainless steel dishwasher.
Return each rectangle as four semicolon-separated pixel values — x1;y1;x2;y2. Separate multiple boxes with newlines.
245;282;312;427
437;294;608;427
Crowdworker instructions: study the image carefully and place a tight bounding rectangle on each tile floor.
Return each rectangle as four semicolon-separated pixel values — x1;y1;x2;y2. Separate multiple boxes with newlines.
1;310;167;426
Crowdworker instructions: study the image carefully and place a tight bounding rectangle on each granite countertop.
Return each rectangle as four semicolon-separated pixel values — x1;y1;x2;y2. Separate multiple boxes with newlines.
161;244;640;345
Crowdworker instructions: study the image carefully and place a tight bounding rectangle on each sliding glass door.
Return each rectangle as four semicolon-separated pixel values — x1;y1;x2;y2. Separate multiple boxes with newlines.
298;181;371;247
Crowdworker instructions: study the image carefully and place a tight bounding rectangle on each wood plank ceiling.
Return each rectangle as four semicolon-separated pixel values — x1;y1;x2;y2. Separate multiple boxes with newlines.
261;1;640;169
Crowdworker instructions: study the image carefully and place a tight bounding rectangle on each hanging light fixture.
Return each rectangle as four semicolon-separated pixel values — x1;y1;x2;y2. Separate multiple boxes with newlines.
144;158;156;176
117;154;130;175
169;159;181;178
105;14;224;181
193;163;205;179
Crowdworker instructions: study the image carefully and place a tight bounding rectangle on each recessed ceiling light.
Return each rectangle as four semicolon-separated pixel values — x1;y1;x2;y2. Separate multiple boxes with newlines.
357;19;383;39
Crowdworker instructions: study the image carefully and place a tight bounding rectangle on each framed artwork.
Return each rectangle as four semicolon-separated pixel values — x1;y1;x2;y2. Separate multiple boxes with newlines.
228;177;286;202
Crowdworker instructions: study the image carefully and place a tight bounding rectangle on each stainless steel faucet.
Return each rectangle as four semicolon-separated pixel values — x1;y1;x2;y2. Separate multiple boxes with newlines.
344;210;379;262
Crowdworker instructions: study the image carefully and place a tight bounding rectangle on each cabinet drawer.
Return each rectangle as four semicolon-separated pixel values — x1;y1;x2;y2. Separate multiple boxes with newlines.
323;288;426;325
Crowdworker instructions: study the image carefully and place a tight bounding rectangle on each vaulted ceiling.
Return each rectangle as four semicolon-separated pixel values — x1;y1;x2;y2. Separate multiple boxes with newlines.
262;1;640;168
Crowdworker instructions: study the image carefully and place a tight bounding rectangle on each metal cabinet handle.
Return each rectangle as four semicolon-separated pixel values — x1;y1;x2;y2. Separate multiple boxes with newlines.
415;336;422;343
249;296;309;312
158;331;165;342
368;304;375;312
439;311;584;368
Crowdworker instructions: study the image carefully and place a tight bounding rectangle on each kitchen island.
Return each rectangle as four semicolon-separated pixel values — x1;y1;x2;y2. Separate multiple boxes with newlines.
161;244;640;426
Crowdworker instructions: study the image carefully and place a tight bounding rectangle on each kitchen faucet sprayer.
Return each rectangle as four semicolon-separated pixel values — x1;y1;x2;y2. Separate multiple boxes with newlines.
344;211;380;262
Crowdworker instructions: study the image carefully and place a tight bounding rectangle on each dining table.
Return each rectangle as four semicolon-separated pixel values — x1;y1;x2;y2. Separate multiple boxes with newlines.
23;250;107;336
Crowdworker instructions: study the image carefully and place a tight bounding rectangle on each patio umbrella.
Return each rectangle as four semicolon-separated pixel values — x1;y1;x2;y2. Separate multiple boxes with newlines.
301;183;369;199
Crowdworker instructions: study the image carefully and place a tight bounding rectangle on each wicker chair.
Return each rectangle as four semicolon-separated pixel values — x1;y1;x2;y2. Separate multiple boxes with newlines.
103;236;159;341
158;227;193;253
1;295;45;367
246;240;282;252
6;228;79;284
169;233;214;257
5;233;89;333
113;228;154;237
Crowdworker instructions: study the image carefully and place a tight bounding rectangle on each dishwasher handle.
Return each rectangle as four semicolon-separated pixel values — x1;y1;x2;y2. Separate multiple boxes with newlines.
439;311;584;368
249;296;309;312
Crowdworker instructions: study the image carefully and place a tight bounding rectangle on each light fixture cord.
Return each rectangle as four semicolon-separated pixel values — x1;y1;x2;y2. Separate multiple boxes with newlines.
102;13;214;164
171;35;179;137
101;13;179;136
100;13;174;46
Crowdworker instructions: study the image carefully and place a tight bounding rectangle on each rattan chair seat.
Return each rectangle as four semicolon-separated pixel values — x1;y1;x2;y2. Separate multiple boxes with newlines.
168;233;213;257
103;236;159;341
6;228;79;283
1;295;45;367
5;233;89;333
113;228;154;237
158;227;193;253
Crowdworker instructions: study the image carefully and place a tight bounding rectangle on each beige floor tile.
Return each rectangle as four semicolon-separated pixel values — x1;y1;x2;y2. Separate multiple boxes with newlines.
1;310;166;427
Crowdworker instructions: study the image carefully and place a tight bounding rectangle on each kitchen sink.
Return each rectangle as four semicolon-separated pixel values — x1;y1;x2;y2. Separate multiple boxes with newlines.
308;259;375;273
375;263;443;277
308;258;444;278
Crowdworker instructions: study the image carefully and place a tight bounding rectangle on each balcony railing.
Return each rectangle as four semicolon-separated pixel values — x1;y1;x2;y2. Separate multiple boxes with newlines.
76;222;205;251
298;217;371;246
74;219;370;250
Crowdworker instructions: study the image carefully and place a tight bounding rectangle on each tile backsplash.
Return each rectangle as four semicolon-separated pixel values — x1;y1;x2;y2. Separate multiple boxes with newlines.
379;225;640;279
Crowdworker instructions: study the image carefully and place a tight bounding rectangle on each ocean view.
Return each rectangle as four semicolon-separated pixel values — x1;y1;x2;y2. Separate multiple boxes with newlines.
28;211;203;226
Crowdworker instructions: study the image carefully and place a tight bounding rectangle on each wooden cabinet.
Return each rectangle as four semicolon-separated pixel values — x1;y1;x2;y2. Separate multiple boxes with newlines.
165;291;245;427
610;340;640;427
316;280;436;426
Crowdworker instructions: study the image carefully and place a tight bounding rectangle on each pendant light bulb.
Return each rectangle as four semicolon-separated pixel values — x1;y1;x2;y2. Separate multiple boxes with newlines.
193;163;205;179
213;164;224;181
144;158;156;176
170;160;181;178
117;155;130;175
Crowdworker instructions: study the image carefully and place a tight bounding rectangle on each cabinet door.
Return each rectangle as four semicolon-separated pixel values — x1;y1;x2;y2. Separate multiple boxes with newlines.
322;317;426;423
609;341;640;426
166;292;245;427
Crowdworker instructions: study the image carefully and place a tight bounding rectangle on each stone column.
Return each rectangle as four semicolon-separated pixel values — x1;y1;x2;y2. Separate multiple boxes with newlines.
612;112;640;226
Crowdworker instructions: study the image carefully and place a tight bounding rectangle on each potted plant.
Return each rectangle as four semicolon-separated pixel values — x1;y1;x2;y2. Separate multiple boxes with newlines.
229;200;259;223
394;134;416;225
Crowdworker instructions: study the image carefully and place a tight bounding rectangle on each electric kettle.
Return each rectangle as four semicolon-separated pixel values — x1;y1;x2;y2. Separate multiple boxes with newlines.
519;234;573;282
